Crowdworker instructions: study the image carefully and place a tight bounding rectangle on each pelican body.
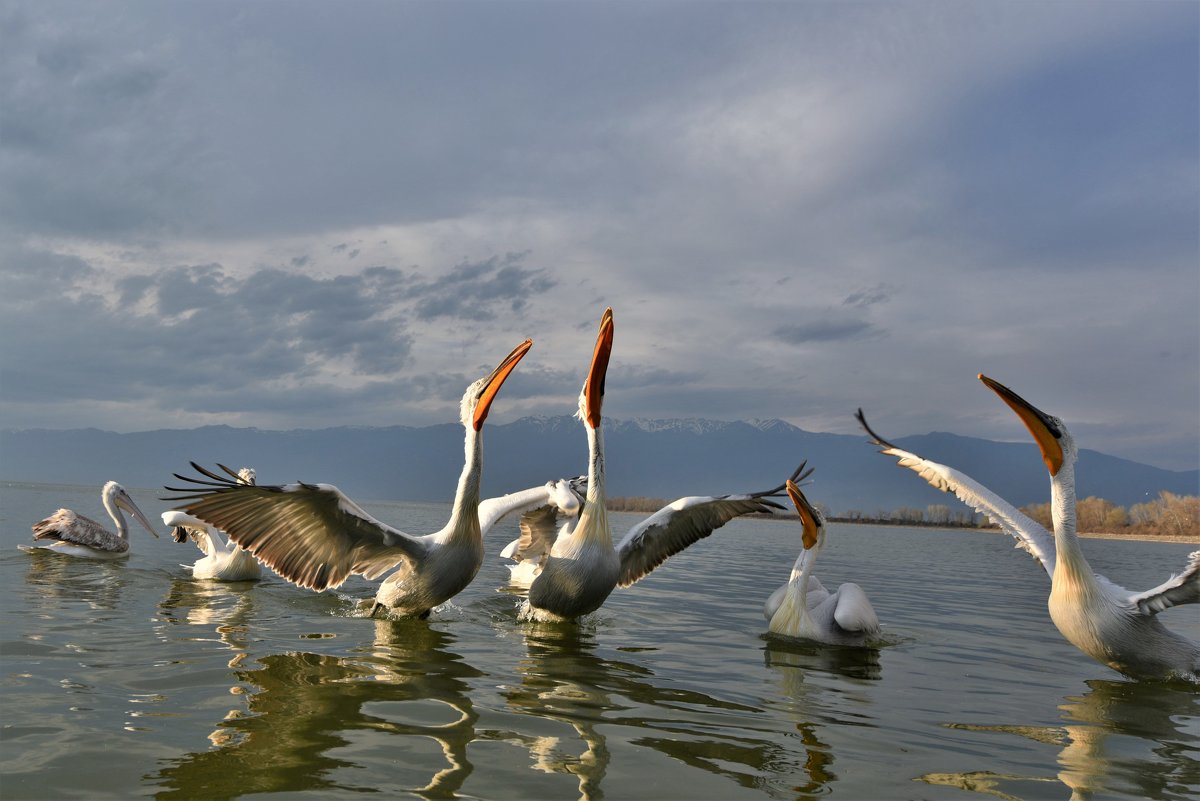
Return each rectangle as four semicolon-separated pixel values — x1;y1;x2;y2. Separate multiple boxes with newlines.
25;481;160;558
858;376;1199;681
507;309;790;622
764;475;880;646
165;466;262;581
165;339;533;618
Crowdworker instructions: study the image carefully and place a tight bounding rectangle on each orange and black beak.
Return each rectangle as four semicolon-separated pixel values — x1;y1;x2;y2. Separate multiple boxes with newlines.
585;308;614;428
786;479;821;550
473;339;533;430
979;374;1064;476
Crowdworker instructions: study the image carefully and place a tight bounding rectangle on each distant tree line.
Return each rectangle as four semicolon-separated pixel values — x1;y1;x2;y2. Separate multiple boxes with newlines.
605;491;1200;537
1018;491;1199;538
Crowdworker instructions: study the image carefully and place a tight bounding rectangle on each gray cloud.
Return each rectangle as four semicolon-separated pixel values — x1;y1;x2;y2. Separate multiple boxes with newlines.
0;1;1195;471
774;319;878;345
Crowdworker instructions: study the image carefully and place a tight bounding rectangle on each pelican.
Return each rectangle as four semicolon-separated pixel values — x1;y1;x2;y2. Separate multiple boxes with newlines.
763;475;881;645
858;376;1200;681
164;466;262;581
511;308;791;622
23;481;160;558
164;338;533;618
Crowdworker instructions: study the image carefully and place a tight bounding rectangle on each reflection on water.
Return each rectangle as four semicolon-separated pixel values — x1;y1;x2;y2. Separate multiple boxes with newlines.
497;623;818;800
23;548;129;614
150;620;482;799
6;485;1198;801
929;679;1200;801
761;639;881;799
763;635;882;682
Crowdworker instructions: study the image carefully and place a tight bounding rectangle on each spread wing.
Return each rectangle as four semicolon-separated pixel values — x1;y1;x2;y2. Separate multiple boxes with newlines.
164;462;426;591
478;478;582;535
31;509;128;553
857;410;1056;579
1126;550;1200;615
616;493;784;588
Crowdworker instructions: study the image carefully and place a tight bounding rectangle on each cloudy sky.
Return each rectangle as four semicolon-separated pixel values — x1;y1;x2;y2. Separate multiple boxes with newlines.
2;1;1197;471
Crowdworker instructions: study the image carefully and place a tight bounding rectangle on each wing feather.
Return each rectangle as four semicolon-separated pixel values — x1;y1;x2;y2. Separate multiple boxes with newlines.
1127;550;1200;615
857;409;1056;578
31;509;129;553
477;484;558;534
164;463;424;591
616;494;783;587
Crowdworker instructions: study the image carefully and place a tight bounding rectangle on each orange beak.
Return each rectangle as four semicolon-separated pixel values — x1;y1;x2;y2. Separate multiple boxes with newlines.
979;374;1064;476
585;308;614;428
473;339;533;430
786;479;821;550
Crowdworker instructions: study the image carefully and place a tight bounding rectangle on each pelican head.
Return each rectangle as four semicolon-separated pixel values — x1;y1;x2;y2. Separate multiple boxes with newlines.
979;374;1076;477
461;339;534;431
237;467;256;485
104;481;161;538
547;478;584;517
577;308;614;429
786;478;824;553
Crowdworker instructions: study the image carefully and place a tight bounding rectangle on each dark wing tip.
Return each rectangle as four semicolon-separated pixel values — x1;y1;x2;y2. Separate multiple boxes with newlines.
855;408;897;451
755;461;811;498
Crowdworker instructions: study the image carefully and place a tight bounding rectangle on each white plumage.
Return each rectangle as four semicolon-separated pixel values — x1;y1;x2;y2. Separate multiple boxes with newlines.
858;375;1199;681
165;466;262;581
24;481;160;559
763;475;880;645
164;339;533;617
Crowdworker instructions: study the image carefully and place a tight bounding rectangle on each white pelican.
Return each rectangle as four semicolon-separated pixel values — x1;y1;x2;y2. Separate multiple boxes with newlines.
164;466;262;581
23;481;160;558
857;376;1200;681
763;475;881;646
511;308;791;622
164;338;533;618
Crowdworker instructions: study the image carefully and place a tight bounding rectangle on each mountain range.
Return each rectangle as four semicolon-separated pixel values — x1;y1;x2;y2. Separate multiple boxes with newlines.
2;417;1196;514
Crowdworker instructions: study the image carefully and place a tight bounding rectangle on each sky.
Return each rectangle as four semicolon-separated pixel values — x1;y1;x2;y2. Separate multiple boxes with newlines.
1;1;1197;472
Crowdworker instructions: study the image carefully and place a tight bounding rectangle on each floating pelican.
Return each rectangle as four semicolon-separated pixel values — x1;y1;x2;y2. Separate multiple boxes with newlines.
510;309;790;622
858;376;1200;681
24;481;160;558
164;466;262;581
164;339;533;618
764;475;880;645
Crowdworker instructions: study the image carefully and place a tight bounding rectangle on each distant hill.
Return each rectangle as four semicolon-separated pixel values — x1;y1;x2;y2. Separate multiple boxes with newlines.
2;417;1196;514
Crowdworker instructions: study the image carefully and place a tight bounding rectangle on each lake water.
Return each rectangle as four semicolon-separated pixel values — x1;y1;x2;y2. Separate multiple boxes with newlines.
1;480;1197;800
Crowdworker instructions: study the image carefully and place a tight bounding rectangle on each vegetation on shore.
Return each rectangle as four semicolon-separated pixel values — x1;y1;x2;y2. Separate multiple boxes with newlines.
606;491;1200;539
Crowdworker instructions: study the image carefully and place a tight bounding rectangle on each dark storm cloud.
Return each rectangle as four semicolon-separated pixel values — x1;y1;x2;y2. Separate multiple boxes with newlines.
774;319;877;345
410;255;551;321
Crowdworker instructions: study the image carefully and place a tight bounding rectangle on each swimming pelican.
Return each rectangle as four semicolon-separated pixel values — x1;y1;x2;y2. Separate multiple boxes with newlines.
858;376;1199;681
164;338;533;618
763;475;880;645
164;466;262;581
24;481;160;558
512;308;791;622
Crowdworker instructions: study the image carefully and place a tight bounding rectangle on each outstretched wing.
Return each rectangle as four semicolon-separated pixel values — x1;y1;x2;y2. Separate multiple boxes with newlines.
1126;550;1200;615
615;465;809;588
164;462;425;591
857;410;1057;579
616;494;784;588
478;478;583;535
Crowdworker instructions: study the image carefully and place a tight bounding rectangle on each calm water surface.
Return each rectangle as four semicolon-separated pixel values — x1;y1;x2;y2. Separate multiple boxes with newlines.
1;481;1197;800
